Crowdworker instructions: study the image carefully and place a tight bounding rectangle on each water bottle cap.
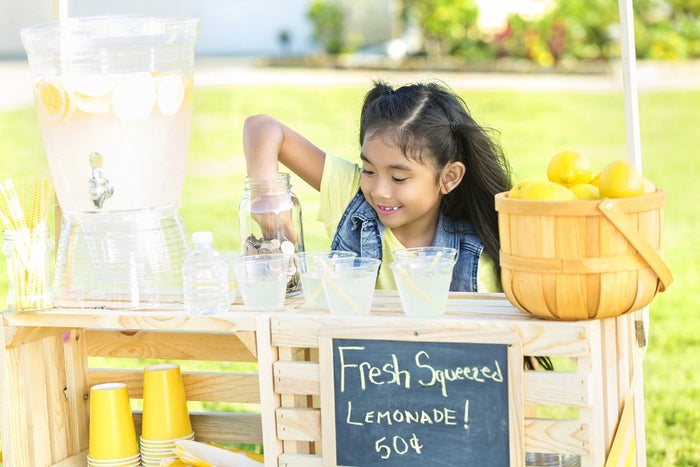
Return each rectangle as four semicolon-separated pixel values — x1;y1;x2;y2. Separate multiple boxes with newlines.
192;231;213;244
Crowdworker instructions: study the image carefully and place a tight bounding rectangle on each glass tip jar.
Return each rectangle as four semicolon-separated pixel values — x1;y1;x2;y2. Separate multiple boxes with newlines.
238;173;304;297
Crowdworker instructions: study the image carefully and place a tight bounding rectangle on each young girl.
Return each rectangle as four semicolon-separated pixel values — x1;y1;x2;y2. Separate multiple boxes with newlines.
242;80;513;293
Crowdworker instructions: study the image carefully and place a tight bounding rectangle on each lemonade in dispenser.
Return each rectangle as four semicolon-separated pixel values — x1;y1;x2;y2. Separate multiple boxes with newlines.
21;16;199;308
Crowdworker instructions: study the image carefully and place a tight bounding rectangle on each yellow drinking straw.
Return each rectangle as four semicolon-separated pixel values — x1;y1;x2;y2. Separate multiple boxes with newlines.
393;263;441;308
316;256;364;315
1;177;54;310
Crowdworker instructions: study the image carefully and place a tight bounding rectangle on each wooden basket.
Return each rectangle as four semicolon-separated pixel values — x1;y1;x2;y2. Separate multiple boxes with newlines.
495;189;673;320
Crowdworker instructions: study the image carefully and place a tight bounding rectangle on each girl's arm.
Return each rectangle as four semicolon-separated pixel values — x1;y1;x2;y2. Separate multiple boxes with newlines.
243;114;326;191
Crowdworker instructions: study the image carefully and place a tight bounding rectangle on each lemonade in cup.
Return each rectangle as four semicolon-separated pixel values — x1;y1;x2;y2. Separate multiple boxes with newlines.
316;256;380;316
294;250;356;307
390;257;456;317
233;253;293;310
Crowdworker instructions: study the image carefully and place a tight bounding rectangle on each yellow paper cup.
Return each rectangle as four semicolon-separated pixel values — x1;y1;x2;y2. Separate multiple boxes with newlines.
89;382;139;460
141;363;192;440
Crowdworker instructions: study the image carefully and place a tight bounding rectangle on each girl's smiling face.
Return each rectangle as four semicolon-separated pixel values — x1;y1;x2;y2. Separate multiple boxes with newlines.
360;133;444;247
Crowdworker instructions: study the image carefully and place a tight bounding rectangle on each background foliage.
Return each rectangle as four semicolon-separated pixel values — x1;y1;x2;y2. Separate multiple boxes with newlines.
1;82;698;464
308;0;700;63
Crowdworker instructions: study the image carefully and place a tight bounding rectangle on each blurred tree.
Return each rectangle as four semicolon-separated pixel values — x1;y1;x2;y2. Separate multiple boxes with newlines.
307;0;347;54
543;0;620;61
403;0;482;58
667;0;700;15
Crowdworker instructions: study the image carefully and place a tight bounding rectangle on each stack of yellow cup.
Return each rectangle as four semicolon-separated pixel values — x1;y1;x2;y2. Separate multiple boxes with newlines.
88;383;141;467
140;364;195;466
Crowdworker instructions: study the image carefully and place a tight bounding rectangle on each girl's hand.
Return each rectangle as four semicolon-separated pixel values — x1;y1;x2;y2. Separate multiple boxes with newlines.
250;193;300;245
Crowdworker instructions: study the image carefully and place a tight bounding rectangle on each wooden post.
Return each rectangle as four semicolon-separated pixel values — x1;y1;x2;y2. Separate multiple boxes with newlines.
617;2;649;465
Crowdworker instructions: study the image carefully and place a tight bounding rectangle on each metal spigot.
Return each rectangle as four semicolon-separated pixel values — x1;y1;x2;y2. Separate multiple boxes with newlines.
88;152;114;209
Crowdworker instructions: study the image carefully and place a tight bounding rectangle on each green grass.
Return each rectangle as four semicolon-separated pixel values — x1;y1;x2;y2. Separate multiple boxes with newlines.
1;83;698;465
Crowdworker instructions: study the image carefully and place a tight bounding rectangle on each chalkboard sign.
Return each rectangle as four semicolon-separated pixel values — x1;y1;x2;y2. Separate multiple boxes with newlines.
319;327;523;467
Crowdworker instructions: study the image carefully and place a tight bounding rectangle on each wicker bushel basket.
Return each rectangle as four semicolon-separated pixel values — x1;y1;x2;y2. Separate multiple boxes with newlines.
495;189;673;320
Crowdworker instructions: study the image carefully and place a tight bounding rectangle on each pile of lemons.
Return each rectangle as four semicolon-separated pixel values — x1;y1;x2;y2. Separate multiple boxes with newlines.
508;150;656;201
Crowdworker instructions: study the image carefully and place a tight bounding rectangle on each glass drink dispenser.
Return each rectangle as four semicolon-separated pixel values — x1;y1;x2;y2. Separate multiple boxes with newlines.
21;16;199;308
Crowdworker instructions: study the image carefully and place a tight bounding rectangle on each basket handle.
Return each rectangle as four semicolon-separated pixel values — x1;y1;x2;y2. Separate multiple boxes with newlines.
597;199;673;292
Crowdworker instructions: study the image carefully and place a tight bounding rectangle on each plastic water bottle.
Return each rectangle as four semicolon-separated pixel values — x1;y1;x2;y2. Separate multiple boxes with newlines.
182;231;229;315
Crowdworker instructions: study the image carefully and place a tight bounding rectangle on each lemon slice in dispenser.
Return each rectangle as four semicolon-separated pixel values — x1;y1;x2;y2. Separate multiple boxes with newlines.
111;72;156;120
35;78;71;120
69;74;118;114
157;75;186;116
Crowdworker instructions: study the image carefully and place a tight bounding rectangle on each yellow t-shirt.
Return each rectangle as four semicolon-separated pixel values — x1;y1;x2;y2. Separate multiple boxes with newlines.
318;154;501;292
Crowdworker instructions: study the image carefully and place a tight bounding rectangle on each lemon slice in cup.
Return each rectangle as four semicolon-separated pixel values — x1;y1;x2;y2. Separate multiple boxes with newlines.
35;78;71;120
111;72;156;121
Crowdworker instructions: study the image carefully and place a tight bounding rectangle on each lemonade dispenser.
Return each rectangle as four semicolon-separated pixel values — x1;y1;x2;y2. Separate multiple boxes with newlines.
21;16;199;308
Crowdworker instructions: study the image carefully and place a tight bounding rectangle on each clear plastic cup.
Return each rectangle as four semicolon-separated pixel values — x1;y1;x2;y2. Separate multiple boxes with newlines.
294;250;357;307
392;246;458;262
390;257;456;317
141;364;192;441
88;382;139;460
316;257;380;316
233;253;294;310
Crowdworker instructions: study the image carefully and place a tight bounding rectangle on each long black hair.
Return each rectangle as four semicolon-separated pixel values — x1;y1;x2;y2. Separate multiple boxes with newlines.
358;80;512;270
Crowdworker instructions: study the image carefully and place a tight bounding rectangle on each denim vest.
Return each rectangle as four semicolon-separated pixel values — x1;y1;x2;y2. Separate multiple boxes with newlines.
330;190;483;292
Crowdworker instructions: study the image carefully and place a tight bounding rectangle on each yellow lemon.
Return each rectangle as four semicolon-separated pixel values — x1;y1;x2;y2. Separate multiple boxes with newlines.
589;172;600;187
569;183;600;200
35;78;71;120
598;160;644;198
520;180;577;201
507;180;537;199
547;150;593;187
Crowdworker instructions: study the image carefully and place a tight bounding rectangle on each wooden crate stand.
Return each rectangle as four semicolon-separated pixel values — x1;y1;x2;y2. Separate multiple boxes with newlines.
0;309;264;466
0;292;646;466
262;292;647;466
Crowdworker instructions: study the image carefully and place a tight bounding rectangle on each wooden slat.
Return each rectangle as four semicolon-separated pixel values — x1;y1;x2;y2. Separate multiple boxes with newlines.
3;309;259;333
577;320;608;467
132;411;263;445
524;419;590;456
524;371;592;407
63;329;90;456
272;363;597;410
277;347;311;456
278;453;324;467
2;324;67;348
88;368;261;403
86;330;257;361
276;407;322;442
273;361;320;395
271;314;595;358
28;335;53;466
255;314;284;467
52;450;88;467
42;331;71;462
